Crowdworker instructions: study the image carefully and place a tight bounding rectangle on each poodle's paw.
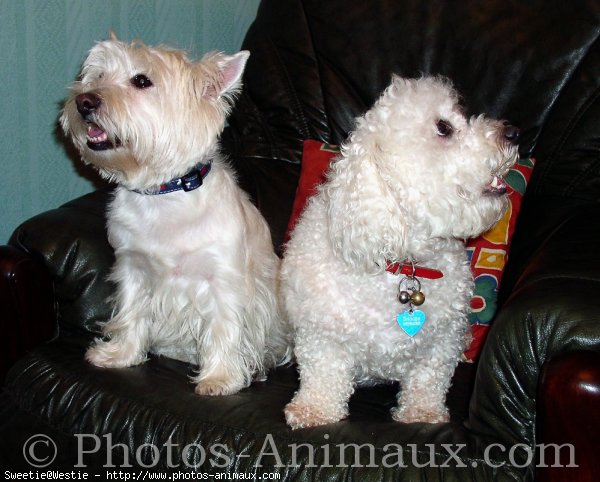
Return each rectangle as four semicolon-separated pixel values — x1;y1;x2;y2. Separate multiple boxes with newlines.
194;376;246;396
391;405;450;424
284;399;347;430
85;339;146;368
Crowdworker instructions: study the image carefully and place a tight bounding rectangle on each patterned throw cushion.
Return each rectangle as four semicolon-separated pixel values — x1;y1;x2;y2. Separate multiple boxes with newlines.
463;156;535;360
286;140;535;361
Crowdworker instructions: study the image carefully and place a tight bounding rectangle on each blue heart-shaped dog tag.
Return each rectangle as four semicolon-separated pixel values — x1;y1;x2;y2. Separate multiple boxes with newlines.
397;310;426;337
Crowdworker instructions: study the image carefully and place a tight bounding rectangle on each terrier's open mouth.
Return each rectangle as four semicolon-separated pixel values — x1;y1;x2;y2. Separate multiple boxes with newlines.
483;175;508;195
86;123;121;151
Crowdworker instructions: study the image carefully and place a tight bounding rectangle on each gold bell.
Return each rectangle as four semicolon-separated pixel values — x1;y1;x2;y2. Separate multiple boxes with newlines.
410;291;425;306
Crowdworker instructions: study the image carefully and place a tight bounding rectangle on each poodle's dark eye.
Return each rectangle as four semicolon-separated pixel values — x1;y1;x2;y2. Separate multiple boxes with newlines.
436;119;454;137
131;74;153;89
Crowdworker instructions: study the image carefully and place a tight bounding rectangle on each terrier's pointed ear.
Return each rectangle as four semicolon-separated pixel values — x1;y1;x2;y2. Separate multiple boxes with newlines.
219;50;250;94
108;30;118;41
203;51;250;99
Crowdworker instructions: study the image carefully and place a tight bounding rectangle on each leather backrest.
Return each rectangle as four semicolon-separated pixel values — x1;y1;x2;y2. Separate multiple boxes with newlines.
225;0;600;200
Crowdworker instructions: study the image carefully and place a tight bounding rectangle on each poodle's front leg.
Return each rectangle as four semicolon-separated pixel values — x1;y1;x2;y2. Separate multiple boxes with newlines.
285;337;355;429
392;354;460;424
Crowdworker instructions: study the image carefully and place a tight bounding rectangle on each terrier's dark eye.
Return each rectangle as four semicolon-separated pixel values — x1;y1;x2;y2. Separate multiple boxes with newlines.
436;119;454;137
131;74;153;89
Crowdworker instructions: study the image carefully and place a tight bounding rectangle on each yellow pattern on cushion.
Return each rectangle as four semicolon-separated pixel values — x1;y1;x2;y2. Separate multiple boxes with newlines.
483;202;512;245
474;248;507;271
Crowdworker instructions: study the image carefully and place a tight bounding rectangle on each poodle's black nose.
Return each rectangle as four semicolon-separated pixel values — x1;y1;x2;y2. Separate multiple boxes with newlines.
76;93;102;118
503;124;520;144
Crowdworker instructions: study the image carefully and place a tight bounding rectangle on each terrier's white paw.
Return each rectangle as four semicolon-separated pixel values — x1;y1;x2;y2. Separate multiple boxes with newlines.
194;376;246;396
85;340;145;368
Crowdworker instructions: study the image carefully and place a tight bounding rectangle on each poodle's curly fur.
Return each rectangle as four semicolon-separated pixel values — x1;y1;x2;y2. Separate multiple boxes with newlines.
282;76;519;429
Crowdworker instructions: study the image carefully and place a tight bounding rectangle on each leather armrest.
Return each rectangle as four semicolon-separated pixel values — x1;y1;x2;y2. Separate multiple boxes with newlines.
0;245;56;381
9;189;115;336
468;199;600;455
537;350;600;482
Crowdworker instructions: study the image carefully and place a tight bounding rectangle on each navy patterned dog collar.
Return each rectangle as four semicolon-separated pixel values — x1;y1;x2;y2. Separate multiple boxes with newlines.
134;162;212;195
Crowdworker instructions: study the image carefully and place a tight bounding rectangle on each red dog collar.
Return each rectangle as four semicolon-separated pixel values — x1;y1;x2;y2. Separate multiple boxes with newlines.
386;261;443;279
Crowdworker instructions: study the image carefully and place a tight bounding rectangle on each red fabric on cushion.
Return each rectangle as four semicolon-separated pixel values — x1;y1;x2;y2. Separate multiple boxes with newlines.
285;140;339;242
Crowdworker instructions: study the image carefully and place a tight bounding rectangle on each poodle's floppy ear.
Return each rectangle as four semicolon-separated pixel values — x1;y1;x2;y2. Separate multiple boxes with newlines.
325;150;408;272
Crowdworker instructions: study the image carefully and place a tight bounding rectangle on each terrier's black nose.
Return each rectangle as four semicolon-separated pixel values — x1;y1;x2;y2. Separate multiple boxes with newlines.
76;93;102;118
503;124;520;144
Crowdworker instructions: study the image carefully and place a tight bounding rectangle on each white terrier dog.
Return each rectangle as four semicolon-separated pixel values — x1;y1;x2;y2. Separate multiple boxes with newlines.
61;36;290;396
282;76;520;428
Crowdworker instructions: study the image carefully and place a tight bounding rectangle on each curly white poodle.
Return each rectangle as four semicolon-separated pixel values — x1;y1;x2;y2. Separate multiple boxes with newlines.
282;76;520;428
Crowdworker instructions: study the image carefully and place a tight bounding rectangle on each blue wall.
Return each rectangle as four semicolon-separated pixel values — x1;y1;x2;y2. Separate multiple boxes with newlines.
0;0;260;243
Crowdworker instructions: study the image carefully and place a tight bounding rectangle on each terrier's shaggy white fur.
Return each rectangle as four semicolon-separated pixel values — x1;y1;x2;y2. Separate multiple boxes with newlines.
282;76;519;428
61;36;290;396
